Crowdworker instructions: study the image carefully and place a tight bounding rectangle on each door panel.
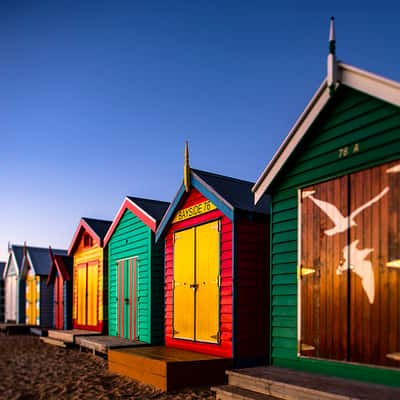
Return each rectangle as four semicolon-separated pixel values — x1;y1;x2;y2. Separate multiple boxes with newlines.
87;263;98;327
300;176;348;360
55;276;64;329
77;265;87;326
349;161;400;367
6;277;16;321
196;221;220;343
26;275;37;325
173;228;195;340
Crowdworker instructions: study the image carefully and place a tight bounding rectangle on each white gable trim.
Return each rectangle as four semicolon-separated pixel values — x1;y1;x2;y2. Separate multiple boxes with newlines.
4;251;20;279
21;251;36;278
253;80;329;203
339;63;400;107
253;62;400;203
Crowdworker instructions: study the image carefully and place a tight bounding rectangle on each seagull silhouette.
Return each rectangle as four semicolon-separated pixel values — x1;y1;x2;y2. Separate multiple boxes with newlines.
336;240;375;304
304;187;389;236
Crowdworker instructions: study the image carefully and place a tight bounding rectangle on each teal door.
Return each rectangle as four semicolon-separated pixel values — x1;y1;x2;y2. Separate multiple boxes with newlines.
117;257;139;340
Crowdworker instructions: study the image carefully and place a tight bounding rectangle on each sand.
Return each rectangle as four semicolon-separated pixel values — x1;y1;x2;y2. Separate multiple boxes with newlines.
0;334;215;400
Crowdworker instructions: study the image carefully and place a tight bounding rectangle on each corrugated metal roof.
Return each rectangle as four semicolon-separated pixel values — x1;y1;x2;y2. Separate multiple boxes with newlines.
28;246;67;276
82;218;112;240
192;169;270;214
127;197;170;222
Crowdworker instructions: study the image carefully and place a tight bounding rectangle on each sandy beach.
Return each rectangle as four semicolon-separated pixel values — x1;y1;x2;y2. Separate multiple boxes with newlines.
0;334;215;400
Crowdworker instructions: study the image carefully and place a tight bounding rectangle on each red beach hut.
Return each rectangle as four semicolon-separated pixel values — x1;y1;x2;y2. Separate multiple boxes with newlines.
155;144;271;365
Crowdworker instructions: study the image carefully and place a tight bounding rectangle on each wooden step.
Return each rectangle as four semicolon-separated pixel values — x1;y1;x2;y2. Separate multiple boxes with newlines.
108;346;232;391
212;385;280;400
40;337;67;348
227;367;400;400
48;329;100;343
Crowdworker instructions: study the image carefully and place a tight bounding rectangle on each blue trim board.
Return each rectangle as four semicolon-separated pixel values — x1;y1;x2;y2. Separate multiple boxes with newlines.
191;175;234;221
155;184;186;242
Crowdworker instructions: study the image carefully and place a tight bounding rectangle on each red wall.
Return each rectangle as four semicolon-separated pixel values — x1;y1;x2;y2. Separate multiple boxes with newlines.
235;212;270;363
164;188;233;358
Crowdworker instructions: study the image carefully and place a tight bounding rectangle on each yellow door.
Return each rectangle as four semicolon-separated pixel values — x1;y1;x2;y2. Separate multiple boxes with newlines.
77;265;87;325
87;263;98;327
26;275;37;325
173;228;195;340
196;221;220;343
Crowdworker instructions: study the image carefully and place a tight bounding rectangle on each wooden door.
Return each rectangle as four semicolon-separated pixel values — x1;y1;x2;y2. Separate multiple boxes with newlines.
173;228;195;340
349;161;400;367
300;176;349;360
117;258;139;340
87;263;98;327
6;276;16;321
26;275;37;325
77;264;87;326
55;276;64;329
195;220;220;343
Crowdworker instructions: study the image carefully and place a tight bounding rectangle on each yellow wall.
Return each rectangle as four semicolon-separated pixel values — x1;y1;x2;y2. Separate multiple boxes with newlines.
72;234;105;325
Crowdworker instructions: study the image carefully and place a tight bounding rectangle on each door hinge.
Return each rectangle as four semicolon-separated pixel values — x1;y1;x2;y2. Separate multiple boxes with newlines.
210;331;221;342
173;328;179;336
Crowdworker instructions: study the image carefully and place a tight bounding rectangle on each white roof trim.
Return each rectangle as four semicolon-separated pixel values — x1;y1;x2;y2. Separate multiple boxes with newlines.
253;62;400;203
253;79;329;203
339;63;400;107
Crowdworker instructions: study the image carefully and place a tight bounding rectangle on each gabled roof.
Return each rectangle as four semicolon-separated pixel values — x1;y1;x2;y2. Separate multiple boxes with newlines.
156;168;270;242
68;217;112;255
0;262;5;280
47;247;72;285
3;244;24;279
252;62;400;203
104;197;169;245
22;246;67;277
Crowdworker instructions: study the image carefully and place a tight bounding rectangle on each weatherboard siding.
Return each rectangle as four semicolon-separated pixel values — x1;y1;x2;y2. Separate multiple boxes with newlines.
150;234;165;344
40;278;54;328
108;209;153;343
270;86;400;385
235;212;270;365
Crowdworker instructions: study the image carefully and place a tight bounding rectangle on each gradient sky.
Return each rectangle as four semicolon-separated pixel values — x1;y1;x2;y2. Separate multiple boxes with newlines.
1;1;399;261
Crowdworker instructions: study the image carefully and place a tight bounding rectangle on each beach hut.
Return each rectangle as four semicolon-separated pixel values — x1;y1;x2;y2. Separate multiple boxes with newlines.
21;245;67;328
104;197;169;343
252;19;400;385
0;262;5;322
68;217;112;332
3;244;25;323
47;247;73;330
155;144;270;365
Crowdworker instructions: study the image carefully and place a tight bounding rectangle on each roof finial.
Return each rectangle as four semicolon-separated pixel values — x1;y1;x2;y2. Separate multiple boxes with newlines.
327;16;337;95
184;140;191;192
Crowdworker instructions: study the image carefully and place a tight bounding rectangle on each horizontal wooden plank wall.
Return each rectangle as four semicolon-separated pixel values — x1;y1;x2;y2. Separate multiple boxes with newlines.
270;86;400;386
235;212;270;365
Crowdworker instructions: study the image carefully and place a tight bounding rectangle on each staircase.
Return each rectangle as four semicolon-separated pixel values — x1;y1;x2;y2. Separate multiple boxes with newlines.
212;367;400;400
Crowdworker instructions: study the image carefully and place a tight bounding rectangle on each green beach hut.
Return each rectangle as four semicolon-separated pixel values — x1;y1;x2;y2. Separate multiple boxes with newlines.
252;19;400;386
104;196;169;344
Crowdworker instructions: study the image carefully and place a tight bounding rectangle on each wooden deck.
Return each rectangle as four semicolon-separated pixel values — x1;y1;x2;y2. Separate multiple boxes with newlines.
213;366;400;400
76;335;146;355
0;323;34;335
47;329;101;344
108;346;233;391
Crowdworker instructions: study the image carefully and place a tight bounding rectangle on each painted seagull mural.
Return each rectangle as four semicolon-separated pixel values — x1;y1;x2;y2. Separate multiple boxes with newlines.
303;187;389;236
336;240;375;304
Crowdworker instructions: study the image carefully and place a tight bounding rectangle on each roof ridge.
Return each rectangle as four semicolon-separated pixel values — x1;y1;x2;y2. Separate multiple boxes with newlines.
127;196;169;205
82;217;112;223
192;168;254;185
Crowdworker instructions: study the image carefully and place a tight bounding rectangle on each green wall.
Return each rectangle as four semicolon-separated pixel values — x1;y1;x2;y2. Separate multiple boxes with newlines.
108;209;164;344
269;85;400;386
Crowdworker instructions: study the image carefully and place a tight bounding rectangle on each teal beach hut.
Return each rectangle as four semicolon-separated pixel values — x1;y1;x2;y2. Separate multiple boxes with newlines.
104;196;169;343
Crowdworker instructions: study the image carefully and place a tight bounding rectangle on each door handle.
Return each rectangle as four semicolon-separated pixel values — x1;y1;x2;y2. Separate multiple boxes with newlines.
124;299;129;305
190;283;198;290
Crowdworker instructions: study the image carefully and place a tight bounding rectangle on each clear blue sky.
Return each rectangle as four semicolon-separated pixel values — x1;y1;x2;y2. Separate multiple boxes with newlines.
1;1;399;261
